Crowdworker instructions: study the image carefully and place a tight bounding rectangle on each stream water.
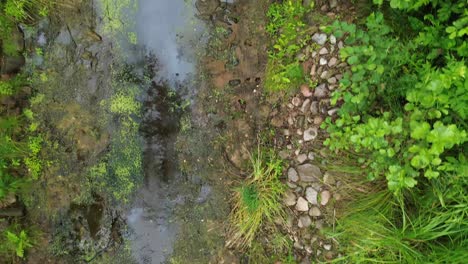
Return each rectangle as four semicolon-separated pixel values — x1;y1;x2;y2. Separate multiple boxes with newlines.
126;1;206;263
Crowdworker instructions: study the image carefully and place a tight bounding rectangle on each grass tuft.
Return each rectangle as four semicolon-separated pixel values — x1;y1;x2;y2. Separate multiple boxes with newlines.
227;147;286;249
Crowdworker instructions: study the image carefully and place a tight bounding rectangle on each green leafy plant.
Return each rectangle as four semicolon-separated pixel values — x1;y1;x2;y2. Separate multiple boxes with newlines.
6;230;32;258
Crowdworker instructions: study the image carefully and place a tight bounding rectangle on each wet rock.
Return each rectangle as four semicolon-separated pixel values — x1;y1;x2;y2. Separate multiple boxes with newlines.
196;185;212;203
301;84;312;97
296;197;309;212
319;58;327;65
323;172;337;185
292;97;302;107
305;187;318;205
298;164;322;182
284;190;297;206
314;84;328;98
288;167;299;182
330;35;337;45
328;57;338;67
319;47;328;55
312;33;327;45
228;79;241;86
310;101;319;115
309;206;322;217
320;190;331;206
303;127;318;141
298;215;312;228
297;154;308;164
301;99;311;113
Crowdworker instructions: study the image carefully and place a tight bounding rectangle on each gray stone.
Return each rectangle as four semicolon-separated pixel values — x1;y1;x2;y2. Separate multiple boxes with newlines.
310;101;319;115
304;127;318;141
329;0;337;9
314;116;324;125
327;77;337;84
327;108;339;116
301;99;311;113
288;167;299;182
323;172;337;185
284;190;297;206
338;41;344;49
319;58;327;65
292;97;302;107
298;215;312;228
308;152;315;160
295;197;309;212
328;57;338;67
312;33;327;45
309;206;322;217
305;187;318;205
320;190;331;206
297;154;308;164
298;164;322;182
319;47;328;55
330;35;337;45
314;84;328;98
320;70;329;79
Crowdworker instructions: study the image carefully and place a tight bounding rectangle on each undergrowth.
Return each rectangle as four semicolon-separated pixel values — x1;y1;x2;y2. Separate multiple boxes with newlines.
321;0;468;262
227;147;286;249
265;0;312;91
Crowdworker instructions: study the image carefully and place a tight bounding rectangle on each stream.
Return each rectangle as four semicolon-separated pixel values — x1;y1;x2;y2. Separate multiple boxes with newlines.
126;0;207;263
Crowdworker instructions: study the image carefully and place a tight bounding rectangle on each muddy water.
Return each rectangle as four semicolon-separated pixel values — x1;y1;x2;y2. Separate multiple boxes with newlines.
126;1;206;263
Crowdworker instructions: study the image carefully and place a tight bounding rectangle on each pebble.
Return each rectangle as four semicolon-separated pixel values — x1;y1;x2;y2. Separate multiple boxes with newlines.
305;187;318;205
314;84;328;98
338;41;344;49
319;58;327;65
335;74;343;80
330;35;337;45
283;129;291;136
310;64;316;77
300;84;312;97
297;129;303;135
297;154;308;164
309;206;322;217
320;190;331;206
328;57;338;67
319;47;328;55
323;244;332;251
284;190;297;206
292;97;302;107
288;167;299;182
308;152;315;160
287;182;297;188
310;101;319;115
298;163;323;182
303;127;318;141
320;70;329;79
298;215;312;228
314;116;324;125
327;108;339;116
329;0;338;9
312;33;327;45
327;77;337;84
301;99;311;113
295;197;309;212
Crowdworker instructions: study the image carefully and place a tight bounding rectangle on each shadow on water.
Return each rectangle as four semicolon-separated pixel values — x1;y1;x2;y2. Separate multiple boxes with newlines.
126;0;205;263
